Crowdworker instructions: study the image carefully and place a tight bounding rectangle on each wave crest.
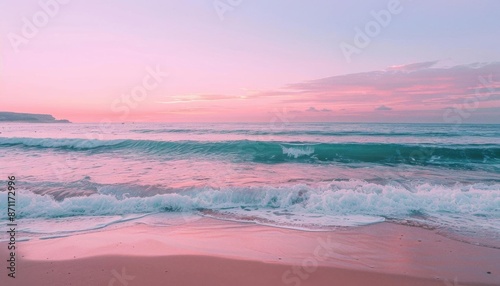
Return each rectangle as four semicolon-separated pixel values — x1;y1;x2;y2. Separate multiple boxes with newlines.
1;137;498;168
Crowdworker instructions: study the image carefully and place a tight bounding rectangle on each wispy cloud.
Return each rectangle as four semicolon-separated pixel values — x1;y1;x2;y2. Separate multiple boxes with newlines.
386;60;438;72
157;94;243;104
267;61;500;111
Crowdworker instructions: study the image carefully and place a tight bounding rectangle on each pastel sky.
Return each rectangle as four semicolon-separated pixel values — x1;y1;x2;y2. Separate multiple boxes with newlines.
1;0;499;123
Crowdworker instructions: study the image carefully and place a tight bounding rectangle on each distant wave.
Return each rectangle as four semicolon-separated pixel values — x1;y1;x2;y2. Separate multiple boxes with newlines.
130;128;499;137
0;137;498;168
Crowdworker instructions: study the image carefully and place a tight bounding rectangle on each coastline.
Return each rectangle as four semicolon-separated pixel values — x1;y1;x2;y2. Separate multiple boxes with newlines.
1;219;498;285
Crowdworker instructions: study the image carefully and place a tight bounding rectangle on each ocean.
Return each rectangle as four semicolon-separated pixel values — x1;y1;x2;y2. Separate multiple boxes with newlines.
0;122;499;247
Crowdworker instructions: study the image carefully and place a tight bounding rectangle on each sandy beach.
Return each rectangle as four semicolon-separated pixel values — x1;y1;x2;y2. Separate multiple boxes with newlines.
1;219;498;286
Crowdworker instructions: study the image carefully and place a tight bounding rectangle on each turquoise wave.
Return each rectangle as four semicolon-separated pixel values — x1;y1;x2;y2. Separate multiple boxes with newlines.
0;137;498;168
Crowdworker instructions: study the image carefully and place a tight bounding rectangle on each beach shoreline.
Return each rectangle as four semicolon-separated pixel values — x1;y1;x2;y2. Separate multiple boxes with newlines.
1;219;498;285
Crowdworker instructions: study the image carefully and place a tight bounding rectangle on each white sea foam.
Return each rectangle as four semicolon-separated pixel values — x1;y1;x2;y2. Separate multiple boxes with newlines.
1;180;498;234
281;145;315;158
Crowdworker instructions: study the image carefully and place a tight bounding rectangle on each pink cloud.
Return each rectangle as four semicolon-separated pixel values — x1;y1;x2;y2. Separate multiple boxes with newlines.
269;62;500;112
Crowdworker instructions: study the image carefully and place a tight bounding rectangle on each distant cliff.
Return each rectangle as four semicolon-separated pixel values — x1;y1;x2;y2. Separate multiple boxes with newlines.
0;112;71;123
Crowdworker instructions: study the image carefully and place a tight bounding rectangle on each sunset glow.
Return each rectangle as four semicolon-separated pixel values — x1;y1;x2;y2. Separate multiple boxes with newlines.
1;0;499;123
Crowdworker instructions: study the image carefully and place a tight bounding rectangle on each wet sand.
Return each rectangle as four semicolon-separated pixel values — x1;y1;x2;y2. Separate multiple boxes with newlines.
1;219;498;285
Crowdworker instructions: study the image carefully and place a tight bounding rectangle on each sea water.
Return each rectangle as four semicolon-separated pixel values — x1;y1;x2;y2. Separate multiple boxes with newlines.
0;123;498;246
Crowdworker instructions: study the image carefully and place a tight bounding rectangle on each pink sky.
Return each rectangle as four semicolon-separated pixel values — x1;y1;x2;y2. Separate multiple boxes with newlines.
1;1;499;123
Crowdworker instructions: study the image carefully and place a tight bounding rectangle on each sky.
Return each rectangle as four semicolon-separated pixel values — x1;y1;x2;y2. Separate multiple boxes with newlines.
1;0;499;123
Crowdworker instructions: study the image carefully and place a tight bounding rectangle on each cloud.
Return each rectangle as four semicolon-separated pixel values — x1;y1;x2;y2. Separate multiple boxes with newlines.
154;61;500;123
157;94;241;104
305;107;332;112
306;107;319;112
375;105;392;111
386;60;439;72
273;61;500;111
